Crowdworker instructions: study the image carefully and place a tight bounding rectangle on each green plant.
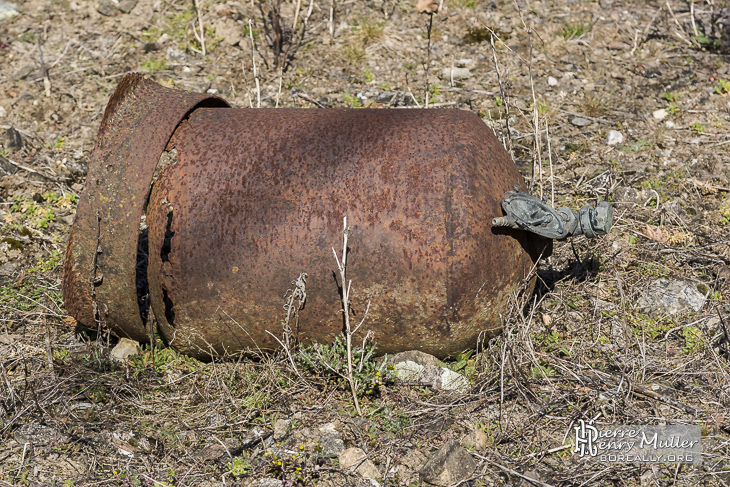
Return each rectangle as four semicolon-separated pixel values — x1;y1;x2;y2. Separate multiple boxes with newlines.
129;344;201;374
623;139;651;153
342;93;362;108
666;102;679;115
720;200;730;225
363;69;375;82
628;235;637;245
141;58;167;71
343;45;366;64
580;95;605;116
29;248;62;273
18;32;35;43
53;347;70;361
690;122;706;133
351;18;385;47
54;136;66;150
264;442;324;483
451;0;478;8
428;84;441;104
494;96;503;107
559;21;590;40
530;363;556;379
682;326;704;354
226;455;252;478
661;91;680;103
297;336;392;397
715;79;730;94
693;33;722;50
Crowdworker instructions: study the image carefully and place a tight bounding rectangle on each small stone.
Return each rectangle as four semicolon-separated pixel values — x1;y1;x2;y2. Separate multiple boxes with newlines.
607;129;623;145
12;64;35;81
0;1;19;20
652;108;668;120
440;67;472;80
438;368;469;393
613;186;642;206
517;470;543;487
0;106;7;118
401;448;429;471
97;0;116;16
419;439;476;487
110;338;139;363
4;126;23;152
547;76;558;86
71;183;85;192
599;0;614;7
570;117;591;127
319;432;345;456
636;279;708;316
273;418;291;441
14;423;68;446
116;0;137;13
665;120;676;128
251;479;281;487
391;350;441;368
61;214;75;225
215;18;242;46
376;91;396;104
167;47;187;61
339;447;380;480
0;262;17;278
593;299;617;311
462;428;489;451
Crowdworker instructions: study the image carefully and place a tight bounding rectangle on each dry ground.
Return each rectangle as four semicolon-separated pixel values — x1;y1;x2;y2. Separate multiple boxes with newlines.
1;0;730;485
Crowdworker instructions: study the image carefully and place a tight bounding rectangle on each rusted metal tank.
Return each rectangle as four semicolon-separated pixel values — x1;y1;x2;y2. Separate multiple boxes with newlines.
63;73;551;359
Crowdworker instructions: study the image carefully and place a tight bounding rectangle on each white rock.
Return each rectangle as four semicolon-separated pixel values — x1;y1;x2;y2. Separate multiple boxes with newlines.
110;338;139;363
652;108;668;120
607;130;623;145
636;279;708;316
339;448;380;480
0;1;18;20
665;120;676;128
439;368;470;393
394;360;424;382
548;76;558;86
0;106;7;118
441;67;472;80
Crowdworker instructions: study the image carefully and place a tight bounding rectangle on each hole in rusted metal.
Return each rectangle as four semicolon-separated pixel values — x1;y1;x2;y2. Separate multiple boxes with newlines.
135;215;150;325
161;205;175;327
161;207;174;264
162;288;175;328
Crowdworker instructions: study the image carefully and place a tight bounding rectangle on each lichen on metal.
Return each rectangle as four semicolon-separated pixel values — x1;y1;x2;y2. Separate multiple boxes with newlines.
63;73;551;359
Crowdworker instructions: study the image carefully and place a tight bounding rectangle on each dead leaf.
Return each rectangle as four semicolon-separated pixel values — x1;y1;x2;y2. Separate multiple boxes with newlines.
542;314;552;327
642;224;667;243
416;0;439;14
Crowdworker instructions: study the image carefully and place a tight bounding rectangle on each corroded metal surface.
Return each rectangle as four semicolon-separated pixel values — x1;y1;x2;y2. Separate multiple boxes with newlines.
64;74;551;358
146;108;550;358
62;74;229;342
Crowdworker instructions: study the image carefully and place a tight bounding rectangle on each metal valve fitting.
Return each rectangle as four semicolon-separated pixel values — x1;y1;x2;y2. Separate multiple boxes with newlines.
492;188;613;240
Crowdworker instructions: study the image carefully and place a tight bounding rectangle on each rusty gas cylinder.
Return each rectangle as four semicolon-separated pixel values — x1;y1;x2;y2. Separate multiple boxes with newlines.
63;74;550;359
